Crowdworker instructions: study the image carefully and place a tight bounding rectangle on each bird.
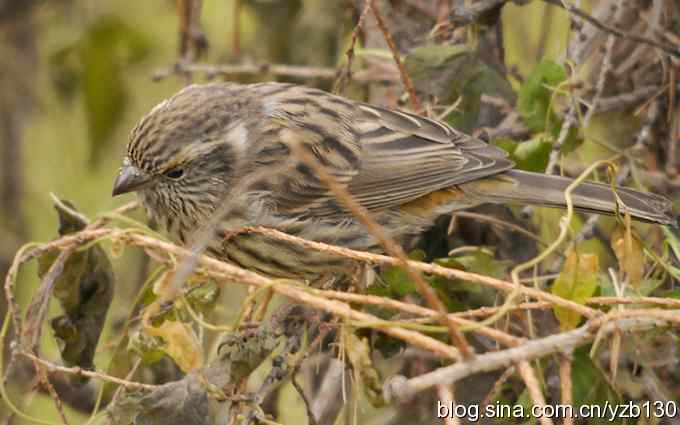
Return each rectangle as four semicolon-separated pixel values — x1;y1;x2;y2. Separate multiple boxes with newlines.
112;82;676;280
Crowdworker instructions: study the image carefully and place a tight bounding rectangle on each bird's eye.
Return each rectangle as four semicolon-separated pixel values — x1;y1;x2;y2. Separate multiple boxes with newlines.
164;168;184;179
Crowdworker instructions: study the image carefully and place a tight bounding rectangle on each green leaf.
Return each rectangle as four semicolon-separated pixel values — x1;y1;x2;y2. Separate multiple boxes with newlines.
518;59;566;133
492;136;552;172
666;288;680;299
184;280;221;314
552;122;581;153
551;251;599;330
380;262;415;297
405;45;514;133
571;347;623;425
128;328;166;365
379;249;426;297
451;250;508;280
599;277;663;298
512;136;552;172
491;138;518;156
431;250;508;310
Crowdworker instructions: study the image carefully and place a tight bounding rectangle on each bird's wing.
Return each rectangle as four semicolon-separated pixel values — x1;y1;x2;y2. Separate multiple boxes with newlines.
306;103;515;218
248;83;513;219
247;84;363;215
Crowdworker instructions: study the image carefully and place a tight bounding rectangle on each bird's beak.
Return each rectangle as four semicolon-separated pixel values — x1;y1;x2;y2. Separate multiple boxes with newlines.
112;165;150;196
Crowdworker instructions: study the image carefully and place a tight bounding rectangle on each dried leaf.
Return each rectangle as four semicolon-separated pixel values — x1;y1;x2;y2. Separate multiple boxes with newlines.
610;218;645;286
34;198;114;376
346;333;385;407
145;320;204;373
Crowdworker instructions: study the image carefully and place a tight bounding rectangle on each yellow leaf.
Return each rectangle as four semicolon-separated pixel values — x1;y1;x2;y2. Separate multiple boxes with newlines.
610;215;644;286
552;251;600;330
146;320;203;372
345;333;385;407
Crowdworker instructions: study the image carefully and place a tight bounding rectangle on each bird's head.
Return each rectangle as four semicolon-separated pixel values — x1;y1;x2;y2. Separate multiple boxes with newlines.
113;83;251;234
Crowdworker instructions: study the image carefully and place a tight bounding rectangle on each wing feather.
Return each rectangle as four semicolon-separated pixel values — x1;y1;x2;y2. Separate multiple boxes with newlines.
250;84;514;219
308;103;514;218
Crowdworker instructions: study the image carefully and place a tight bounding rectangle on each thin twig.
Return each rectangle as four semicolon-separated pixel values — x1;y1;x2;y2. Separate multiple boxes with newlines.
517;361;553;425
334;0;373;94
18;351;157;391
582;0;624;128
152;62;397;84
32;357;70;425
481;366;516;406
558;353;574;425
22;249;73;352
369;0;420;111
392;314;675;399
437;384;460;425
454;211;547;247
544;0;680;59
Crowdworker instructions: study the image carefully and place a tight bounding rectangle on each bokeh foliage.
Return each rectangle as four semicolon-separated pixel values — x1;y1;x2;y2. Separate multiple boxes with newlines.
1;0;678;424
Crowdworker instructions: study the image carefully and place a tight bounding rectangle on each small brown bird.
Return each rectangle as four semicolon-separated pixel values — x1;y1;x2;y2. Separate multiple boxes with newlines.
113;82;676;279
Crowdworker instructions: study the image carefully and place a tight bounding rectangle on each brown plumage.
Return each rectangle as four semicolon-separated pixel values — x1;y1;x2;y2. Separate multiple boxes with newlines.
113;82;676;279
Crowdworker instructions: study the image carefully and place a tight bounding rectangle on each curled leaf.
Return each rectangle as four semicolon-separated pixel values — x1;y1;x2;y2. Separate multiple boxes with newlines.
36;197;114;376
611;216;645;286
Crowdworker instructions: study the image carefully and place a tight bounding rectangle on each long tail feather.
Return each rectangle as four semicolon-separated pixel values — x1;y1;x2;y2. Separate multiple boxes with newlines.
459;169;677;226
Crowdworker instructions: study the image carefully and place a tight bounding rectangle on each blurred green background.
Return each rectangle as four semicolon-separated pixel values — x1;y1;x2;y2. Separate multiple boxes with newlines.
3;0;675;423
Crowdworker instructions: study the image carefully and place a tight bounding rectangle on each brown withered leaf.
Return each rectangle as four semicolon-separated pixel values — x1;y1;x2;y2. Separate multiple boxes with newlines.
144;319;204;373
32;197;114;379
611;213;645;286
346;333;385;407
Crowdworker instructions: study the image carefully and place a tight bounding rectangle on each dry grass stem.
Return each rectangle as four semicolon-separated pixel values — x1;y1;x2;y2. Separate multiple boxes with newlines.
517;360;553;425
19;351;158;391
368;0;420;111
153;62;397;84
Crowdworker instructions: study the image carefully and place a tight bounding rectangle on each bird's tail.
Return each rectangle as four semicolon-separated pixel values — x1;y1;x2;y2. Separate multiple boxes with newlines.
458;169;677;226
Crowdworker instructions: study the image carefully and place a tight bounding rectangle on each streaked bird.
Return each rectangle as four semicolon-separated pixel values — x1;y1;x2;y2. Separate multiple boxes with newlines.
113;82;676;279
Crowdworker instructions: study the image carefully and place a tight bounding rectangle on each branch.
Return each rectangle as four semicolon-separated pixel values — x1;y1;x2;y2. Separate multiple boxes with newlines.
543;0;680;59
152;61;398;84
334;0;373;95
387;314;678;400
369;0;420;111
445;0;680;59
18;351;157;392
